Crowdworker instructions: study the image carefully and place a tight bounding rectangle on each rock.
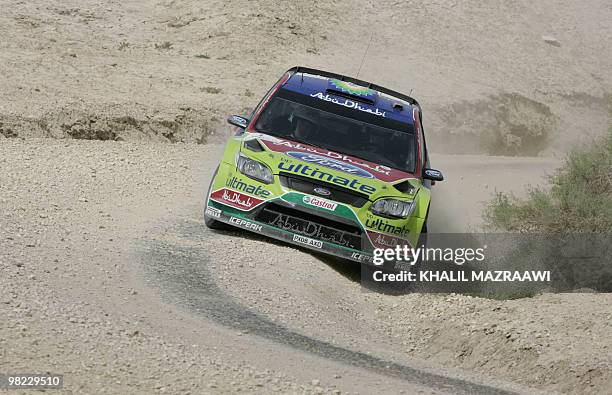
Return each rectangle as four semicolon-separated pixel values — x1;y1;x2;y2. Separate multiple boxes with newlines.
542;35;560;47
311;379;320;386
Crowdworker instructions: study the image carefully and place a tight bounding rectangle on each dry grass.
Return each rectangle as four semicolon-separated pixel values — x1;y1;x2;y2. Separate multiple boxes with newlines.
485;128;612;232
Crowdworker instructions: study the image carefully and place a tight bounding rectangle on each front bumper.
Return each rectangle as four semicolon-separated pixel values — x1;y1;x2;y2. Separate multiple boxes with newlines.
205;198;376;264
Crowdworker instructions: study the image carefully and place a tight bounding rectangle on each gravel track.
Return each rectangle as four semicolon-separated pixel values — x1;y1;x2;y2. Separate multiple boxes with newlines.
3;140;609;394
2;0;612;393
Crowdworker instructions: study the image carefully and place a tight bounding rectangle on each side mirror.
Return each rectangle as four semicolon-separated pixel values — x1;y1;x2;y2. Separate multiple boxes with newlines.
423;168;444;182
227;115;249;129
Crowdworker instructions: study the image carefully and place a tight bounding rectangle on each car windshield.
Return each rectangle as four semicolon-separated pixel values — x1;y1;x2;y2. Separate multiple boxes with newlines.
253;91;417;174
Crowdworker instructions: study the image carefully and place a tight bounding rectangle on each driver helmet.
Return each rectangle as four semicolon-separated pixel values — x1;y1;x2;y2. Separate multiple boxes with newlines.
291;107;319;139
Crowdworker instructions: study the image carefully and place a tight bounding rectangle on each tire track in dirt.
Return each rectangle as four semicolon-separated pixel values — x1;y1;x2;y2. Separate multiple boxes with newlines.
140;219;532;395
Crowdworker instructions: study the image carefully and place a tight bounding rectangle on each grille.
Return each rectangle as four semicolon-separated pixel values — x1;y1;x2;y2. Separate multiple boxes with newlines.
279;172;369;208
255;202;362;250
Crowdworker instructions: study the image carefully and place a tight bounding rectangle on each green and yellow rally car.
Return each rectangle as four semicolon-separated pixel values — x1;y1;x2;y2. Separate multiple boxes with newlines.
204;67;443;264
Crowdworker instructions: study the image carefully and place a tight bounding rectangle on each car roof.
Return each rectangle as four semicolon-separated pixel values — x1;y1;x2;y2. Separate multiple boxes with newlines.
281;66;419;126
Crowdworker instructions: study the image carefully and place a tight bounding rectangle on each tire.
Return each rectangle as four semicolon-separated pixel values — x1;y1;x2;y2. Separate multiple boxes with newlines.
360;262;417;295
421;205;430;234
204;210;228;230
204;167;230;230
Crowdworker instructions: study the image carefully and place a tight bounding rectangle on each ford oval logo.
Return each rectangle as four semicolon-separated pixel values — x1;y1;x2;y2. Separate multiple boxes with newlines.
286;152;373;178
313;187;332;196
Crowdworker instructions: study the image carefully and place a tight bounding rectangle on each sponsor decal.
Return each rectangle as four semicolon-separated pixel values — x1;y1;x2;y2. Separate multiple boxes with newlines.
351;252;374;263
209;188;265;211
286;151;374;179
367;230;411;250
229;216;263;232
313;187;331;196
205;206;221;218
225;176;271;197
303;195;337;211
277;161;377;195
310;92;386;117
261;211;358;248
293;234;323;249
256;136;414;182
365;218;411;238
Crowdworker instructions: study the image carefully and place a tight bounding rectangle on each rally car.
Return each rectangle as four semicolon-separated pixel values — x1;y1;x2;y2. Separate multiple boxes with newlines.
204;67;443;264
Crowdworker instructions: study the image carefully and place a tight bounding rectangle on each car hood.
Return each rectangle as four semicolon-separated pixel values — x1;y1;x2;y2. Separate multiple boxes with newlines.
241;132;419;200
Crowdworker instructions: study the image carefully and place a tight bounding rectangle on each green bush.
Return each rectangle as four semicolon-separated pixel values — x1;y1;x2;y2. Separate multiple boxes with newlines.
485;129;612;232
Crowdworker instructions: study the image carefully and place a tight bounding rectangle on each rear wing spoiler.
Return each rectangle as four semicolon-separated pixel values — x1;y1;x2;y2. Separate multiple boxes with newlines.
287;66;421;109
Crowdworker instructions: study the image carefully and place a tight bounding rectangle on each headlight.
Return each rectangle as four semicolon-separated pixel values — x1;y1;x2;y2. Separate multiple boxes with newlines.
370;199;415;219
237;154;274;184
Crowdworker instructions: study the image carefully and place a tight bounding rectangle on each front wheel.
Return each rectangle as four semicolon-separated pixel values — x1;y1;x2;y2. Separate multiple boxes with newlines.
204;210;228;230
204;167;230;230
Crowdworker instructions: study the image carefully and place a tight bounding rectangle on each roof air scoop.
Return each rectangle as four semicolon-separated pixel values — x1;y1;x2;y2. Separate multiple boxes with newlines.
326;78;377;105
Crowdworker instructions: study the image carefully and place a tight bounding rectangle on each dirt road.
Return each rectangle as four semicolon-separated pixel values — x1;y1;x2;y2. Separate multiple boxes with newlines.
1;0;611;394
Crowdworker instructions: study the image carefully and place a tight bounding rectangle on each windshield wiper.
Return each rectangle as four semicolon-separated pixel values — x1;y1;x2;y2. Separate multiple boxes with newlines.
251;128;328;150
285;136;328;150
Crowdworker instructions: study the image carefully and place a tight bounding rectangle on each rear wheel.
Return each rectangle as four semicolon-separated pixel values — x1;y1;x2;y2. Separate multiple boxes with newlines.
360;261;417;295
